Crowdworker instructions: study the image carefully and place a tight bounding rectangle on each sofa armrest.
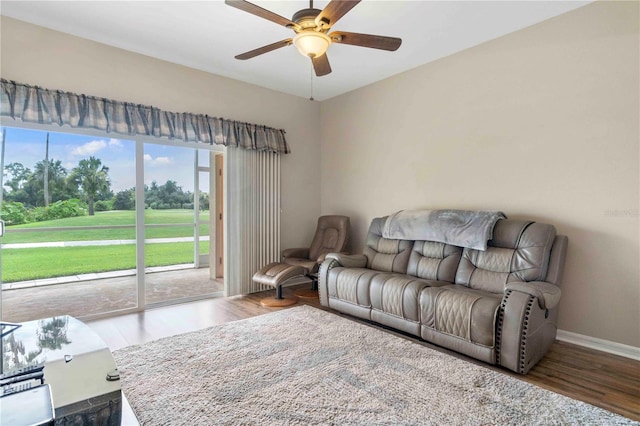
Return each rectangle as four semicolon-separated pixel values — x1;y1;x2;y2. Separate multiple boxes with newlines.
317;251;348;263
505;281;561;310
282;247;310;259
325;253;367;268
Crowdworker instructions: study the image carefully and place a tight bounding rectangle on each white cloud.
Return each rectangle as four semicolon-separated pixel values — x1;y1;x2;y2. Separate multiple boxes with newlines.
71;140;107;156
108;138;123;148
144;154;172;166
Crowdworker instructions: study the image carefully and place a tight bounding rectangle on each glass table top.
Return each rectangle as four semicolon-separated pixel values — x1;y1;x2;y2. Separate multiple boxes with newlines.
2;315;107;375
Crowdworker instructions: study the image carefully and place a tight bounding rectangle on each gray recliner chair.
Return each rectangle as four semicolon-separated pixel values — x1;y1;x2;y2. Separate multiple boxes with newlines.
253;215;350;307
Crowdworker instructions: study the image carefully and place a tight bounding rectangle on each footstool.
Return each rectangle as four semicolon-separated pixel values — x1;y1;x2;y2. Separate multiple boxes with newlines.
253;263;313;307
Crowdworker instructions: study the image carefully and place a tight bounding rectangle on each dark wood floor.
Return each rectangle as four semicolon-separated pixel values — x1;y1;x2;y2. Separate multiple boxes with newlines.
87;286;640;423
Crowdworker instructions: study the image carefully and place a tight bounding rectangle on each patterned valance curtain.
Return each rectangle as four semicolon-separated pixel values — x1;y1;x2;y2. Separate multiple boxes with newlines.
0;79;290;154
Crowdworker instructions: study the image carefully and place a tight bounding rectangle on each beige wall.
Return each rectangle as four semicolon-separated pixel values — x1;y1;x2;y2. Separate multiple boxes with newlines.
1;2;639;348
320;1;639;347
0;17;322;250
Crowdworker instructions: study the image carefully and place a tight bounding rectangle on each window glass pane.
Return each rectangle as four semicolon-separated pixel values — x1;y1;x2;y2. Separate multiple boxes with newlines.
1;127;137;321
197;149;210;168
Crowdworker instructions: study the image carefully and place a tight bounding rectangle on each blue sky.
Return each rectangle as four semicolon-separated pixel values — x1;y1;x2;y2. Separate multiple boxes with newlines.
2;127;208;193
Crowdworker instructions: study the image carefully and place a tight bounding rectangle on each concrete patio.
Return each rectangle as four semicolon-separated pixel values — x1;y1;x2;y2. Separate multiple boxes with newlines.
1;266;223;322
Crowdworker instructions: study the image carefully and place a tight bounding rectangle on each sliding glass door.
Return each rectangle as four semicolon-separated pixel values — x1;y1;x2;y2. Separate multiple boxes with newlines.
143;145;221;305
1;125;223;322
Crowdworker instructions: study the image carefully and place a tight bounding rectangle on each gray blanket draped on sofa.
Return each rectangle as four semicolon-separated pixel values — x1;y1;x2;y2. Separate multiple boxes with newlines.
382;209;506;251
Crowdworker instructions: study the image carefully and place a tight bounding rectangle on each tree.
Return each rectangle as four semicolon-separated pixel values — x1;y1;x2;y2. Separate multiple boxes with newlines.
68;156;111;215
144;181;160;208
144;180;193;209
29;159;67;206
158;180;187;208
114;188;135;210
4;162;31;192
199;192;210;210
3;162;33;206
44;132;50;206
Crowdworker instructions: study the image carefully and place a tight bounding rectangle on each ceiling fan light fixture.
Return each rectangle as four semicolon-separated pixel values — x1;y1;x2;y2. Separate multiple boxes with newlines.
293;31;331;58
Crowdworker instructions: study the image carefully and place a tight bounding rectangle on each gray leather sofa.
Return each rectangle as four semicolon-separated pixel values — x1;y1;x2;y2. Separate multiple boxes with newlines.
318;215;568;374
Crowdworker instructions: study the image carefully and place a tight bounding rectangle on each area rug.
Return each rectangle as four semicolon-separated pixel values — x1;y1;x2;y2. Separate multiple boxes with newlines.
113;305;635;425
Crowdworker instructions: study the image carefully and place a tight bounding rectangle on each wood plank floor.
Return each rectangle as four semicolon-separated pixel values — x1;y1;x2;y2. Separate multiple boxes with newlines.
87;287;640;423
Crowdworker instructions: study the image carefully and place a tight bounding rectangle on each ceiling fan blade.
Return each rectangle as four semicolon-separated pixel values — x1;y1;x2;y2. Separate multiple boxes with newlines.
315;0;360;28
312;54;332;77
225;0;300;30
235;39;293;60
329;31;402;51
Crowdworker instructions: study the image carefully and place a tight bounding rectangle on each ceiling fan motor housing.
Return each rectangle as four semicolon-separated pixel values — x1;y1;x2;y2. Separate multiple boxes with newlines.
291;8;323;29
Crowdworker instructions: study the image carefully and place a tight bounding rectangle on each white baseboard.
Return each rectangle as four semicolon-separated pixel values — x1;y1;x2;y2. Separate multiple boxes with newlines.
556;329;640;361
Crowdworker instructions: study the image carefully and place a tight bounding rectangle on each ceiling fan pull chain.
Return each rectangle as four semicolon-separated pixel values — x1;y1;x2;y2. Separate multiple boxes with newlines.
309;63;315;101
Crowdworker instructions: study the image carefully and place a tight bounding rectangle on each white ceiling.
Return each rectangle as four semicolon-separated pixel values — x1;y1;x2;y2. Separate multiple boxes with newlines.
1;1;591;101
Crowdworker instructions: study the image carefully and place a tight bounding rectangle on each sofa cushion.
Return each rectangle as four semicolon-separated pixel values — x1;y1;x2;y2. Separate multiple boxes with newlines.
326;267;381;308
455;220;557;294
370;274;449;323
420;285;501;348
407;241;462;282
363;217;414;273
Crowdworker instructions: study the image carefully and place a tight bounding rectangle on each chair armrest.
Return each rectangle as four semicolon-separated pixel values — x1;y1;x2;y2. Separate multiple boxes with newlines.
325;253;367;268
282;247;310;259
505;281;561;310
316;251;349;263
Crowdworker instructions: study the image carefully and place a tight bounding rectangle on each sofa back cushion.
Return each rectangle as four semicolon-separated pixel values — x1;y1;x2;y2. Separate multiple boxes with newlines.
364;217;413;273
407;241;462;282
455;219;557;293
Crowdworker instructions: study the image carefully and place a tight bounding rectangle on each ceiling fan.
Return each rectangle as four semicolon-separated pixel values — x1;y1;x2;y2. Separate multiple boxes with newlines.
225;0;402;77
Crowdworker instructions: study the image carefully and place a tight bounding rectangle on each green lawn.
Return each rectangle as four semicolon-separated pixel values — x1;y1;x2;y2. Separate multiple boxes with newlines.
2;241;209;283
1;210;212;282
2;210;210;243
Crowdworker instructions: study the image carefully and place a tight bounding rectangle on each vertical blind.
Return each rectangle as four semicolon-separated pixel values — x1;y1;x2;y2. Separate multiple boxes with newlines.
225;148;281;296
